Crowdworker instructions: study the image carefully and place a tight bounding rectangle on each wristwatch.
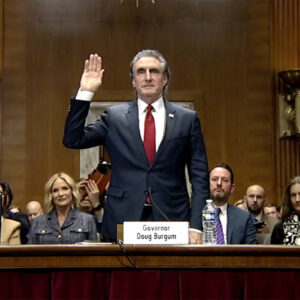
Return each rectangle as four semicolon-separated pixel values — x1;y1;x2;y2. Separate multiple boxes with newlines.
92;203;102;212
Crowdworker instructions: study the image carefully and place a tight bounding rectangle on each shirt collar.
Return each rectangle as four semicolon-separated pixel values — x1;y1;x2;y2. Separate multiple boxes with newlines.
255;212;263;222
214;203;228;214
137;97;164;114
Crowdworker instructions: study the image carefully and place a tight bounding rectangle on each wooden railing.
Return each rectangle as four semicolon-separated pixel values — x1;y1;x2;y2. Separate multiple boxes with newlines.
0;244;300;269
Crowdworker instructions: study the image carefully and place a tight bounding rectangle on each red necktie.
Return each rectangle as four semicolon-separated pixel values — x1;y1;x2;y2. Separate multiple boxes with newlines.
144;105;156;204
144;105;156;164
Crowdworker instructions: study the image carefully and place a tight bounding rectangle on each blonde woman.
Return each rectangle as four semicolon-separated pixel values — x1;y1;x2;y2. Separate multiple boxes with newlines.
28;172;97;244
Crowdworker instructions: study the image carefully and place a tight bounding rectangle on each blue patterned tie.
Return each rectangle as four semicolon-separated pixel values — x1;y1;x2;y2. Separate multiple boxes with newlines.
216;208;225;244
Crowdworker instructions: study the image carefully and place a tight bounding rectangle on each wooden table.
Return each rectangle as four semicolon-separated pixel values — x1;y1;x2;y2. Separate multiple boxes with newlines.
0;244;299;299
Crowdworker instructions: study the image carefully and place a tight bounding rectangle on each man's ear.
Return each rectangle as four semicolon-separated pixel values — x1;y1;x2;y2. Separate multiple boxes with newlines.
132;78;136;88
163;76;168;86
263;196;267;205
230;183;236;194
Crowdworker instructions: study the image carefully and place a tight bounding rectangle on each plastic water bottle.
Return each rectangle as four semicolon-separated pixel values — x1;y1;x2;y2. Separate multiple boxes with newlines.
202;199;217;245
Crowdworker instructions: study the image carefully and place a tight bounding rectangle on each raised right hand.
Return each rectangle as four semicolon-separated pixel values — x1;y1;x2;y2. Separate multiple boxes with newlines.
80;54;105;93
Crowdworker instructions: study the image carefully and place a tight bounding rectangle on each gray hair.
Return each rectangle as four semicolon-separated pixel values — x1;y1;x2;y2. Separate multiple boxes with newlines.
130;49;171;95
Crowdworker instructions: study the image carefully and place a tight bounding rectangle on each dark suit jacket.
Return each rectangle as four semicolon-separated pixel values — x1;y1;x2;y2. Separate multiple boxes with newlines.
63;98;209;241
271;222;284;244
227;204;256;244
27;209;98;244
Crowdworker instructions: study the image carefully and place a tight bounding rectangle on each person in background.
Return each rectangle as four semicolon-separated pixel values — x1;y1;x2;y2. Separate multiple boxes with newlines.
27;172;97;244
233;199;247;210
264;203;281;220
63;50;209;243
8;205;21;214
244;185;279;244
78;178;105;240
26;201;44;224
0;181;30;244
0;182;21;244
209;163;256;244
271;176;300;245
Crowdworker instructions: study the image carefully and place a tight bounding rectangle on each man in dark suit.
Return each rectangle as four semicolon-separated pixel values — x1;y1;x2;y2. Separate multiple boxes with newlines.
63;50;209;243
209;163;256;244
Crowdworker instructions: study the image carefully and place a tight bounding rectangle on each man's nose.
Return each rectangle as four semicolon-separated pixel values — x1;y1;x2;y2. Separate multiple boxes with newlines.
145;69;151;80
296;194;300;202
217;178;222;186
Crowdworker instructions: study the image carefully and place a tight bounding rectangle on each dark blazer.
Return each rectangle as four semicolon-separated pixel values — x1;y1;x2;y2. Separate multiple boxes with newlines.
271;222;284;244
63;98;209;241
227;205;256;244
27;209;98;244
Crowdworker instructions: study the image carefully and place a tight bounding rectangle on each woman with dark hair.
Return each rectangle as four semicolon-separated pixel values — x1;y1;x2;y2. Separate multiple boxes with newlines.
28;172;97;244
0;182;21;244
271;176;300;245
0;181;30;244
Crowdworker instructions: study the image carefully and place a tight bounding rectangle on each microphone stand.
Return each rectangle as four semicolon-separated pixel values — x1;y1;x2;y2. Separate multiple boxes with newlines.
147;188;170;221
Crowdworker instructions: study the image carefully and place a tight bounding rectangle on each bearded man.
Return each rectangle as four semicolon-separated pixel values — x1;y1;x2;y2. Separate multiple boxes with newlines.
209;163;256;244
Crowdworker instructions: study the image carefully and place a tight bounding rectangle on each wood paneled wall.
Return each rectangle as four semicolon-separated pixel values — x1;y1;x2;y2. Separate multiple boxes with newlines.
0;0;3;166
0;0;291;210
272;0;300;202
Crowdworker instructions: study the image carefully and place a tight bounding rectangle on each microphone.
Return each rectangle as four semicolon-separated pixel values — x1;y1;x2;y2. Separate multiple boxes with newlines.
147;187;170;221
117;239;136;268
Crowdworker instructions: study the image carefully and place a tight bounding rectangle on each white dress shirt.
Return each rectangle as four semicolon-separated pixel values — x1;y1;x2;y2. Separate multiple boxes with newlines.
75;90;166;152
137;97;166;151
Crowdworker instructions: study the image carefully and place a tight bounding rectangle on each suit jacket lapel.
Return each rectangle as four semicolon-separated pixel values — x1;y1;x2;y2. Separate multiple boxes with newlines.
61;209;76;229
126;100;149;166
126;99;177;167
155;99;176;158
227;205;234;244
47;209;76;231
48;210;61;232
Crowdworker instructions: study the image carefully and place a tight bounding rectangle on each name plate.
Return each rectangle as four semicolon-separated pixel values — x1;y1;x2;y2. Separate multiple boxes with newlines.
123;221;189;244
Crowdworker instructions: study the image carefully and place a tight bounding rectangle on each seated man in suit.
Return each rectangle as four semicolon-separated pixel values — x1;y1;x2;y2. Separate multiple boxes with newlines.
63;50;209;243
209;163;256;244
244;185;279;244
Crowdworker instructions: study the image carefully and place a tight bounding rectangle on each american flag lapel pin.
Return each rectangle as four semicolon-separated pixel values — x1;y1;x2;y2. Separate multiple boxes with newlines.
168;113;174;118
